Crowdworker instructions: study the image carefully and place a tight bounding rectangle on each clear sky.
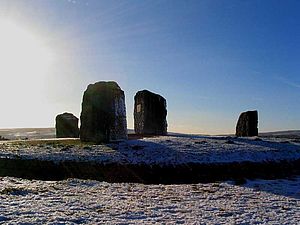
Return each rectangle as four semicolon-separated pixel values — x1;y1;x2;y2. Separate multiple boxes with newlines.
0;0;299;134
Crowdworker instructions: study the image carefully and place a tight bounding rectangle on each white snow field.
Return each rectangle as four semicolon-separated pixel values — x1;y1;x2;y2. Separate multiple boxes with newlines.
0;135;299;165
0;176;299;224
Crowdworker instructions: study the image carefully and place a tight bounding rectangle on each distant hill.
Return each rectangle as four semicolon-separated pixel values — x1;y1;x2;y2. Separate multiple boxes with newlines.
0;128;135;140
259;130;300;138
0;128;56;140
0;128;299;140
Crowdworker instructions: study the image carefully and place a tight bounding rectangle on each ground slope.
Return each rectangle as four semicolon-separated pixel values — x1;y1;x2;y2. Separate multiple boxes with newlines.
0;176;299;224
0;135;299;182
0;135;299;165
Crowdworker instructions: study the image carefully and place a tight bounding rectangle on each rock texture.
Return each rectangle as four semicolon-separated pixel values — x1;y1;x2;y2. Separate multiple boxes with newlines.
80;81;127;143
56;113;79;138
236;110;258;137
134;90;167;135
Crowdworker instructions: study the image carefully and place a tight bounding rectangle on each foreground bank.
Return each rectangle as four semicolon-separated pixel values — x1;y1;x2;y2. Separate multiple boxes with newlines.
0;135;299;183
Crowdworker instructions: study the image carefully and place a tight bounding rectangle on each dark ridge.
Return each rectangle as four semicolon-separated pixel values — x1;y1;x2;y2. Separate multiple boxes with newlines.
0;158;299;184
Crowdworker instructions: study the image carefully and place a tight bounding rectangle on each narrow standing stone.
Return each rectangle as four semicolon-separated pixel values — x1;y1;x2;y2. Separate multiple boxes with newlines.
134;90;167;135
56;112;79;138
80;81;127;143
236;110;258;137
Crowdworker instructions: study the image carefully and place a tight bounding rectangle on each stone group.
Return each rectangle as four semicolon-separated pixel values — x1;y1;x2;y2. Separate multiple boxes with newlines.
56;81;258;143
56;81;167;143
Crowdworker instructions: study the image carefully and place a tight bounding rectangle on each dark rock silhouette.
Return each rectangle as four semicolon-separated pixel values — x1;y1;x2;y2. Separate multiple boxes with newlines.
56;112;79;138
134;90;167;135
236;110;258;137
80;81;127;143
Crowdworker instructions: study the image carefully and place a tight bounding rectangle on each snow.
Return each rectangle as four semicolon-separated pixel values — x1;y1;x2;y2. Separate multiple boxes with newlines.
0;176;299;224
0;135;299;223
0;135;299;165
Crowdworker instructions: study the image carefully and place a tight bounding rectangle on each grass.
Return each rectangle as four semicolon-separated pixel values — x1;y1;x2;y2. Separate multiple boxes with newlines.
6;139;96;148
0;134;149;149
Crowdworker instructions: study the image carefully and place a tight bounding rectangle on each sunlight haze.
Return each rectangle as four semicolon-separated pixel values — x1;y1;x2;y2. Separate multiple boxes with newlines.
0;0;299;134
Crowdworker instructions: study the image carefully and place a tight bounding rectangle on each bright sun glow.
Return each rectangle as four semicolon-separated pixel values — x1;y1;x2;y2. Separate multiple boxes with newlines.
0;20;53;85
0;19;56;127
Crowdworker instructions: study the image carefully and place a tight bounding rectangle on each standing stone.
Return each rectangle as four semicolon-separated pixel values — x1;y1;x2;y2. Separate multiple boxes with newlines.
80;81;127;143
236;110;258;137
134;90;167;135
56;112;79;138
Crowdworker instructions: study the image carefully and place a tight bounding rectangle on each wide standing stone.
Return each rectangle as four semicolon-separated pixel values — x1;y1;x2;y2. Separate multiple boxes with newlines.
236;110;258;137
134;90;167;135
80;81;127;143
56;112;79;138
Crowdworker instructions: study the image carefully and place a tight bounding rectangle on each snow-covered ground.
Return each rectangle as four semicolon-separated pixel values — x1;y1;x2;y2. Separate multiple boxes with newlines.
0;135;299;165
0;135;299;223
0;176;299;224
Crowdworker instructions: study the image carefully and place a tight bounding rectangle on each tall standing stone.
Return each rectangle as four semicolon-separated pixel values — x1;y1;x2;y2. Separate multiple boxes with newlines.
80;81;127;143
134;90;167;135
236;110;258;137
56;112;79;138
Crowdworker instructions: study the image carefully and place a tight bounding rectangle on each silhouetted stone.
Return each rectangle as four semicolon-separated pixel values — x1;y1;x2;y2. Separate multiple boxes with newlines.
80;81;127;143
134;90;167;135
56;113;79;138
236;110;258;137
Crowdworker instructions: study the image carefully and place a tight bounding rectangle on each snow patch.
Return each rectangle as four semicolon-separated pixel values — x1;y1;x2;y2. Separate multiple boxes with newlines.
0;135;299;165
0;176;299;224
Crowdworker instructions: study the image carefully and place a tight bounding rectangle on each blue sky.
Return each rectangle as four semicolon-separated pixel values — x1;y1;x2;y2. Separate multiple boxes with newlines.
0;0;299;134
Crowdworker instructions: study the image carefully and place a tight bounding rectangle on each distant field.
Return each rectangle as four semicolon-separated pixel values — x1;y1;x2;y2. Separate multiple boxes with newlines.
0;128;299;140
259;130;300;139
0;128;55;140
0;128;135;140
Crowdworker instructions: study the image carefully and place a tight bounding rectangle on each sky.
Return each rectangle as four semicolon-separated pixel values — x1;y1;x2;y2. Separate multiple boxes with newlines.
0;0;299;134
